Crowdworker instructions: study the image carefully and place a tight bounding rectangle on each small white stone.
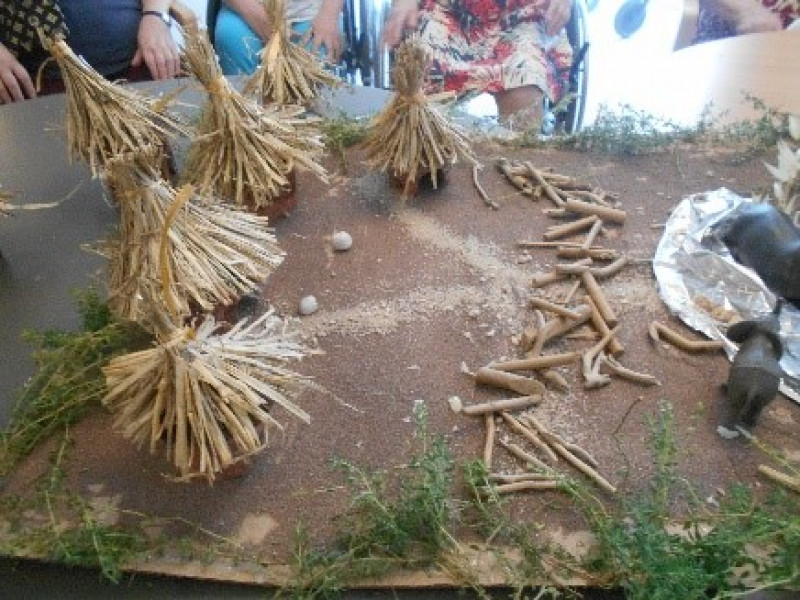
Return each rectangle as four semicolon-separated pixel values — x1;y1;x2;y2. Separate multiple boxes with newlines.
331;230;353;251
447;396;463;413
298;295;318;315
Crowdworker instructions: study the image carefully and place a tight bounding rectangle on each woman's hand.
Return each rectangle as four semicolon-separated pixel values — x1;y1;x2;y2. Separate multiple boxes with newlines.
382;0;419;48
132;13;181;79
309;0;344;60
544;0;572;36
0;43;35;104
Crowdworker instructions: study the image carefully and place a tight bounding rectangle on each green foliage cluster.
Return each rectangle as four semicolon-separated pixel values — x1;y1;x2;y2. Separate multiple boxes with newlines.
281;401;469;598
0;288;150;476
571;404;800;599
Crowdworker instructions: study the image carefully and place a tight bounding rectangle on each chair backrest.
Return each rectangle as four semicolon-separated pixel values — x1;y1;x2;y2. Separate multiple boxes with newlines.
206;0;222;45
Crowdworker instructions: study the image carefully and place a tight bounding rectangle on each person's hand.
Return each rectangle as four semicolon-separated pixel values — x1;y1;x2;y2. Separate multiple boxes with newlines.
0;43;35;104
382;0;419;48
131;14;181;80
544;0;572;37
225;0;271;40
309;8;343;60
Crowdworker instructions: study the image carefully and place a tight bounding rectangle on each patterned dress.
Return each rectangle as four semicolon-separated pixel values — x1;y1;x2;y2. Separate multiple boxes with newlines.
415;0;573;101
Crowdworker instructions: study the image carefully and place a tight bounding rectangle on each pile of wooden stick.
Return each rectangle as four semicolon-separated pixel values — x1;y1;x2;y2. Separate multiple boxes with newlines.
243;0;340;104
41;35;185;177
456;396;615;494
362;36;476;196
181;27;327;209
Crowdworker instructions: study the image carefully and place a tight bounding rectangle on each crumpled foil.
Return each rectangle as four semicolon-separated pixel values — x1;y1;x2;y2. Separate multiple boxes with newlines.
653;188;800;404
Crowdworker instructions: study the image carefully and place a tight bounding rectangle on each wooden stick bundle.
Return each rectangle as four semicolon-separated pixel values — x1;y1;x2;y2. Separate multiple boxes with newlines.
243;0;339;104
181;28;326;208
105;165;284;323
41;35;185;177
102;310;312;482
362;37;476;195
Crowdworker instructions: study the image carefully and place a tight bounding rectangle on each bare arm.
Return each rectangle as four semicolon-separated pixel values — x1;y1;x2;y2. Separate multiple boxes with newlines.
223;0;271;40
132;0;182;79
382;0;419;48
544;0;572;36
0;42;35;104
309;0;344;60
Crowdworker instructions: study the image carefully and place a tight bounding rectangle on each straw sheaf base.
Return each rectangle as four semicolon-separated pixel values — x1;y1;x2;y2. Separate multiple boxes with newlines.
102;312;313;483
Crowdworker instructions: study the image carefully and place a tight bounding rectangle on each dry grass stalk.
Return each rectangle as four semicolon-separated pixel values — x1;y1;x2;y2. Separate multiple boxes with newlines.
362;36;476;195
243;0;339;104
41;35;185;177
102;310;312;482
104;164;284;323
181;28;326;208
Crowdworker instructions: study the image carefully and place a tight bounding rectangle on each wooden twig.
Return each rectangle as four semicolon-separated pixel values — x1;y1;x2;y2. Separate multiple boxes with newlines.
488;352;579;372
563;198;627;224
483;413;496;467
542;369;570;392
600;354;660;386
461;395;542;416
557;246;620;261
490;472;558;483
543;215;599;241
474;164;500;210
584;295;624;356
581;271;618;327
758;465;800;493
581;218;604;250
582;326;620;389
525;162;566;207
497;158;535;196
500;412;559;463
493;480;560;494
648;322;725;353
474;367;546;396
498;439;551;472
529;304;593;357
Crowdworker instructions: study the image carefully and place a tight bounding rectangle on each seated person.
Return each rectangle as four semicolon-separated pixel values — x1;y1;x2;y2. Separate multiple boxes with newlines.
692;0;799;44
213;0;344;75
382;0;574;130
0;0;183;104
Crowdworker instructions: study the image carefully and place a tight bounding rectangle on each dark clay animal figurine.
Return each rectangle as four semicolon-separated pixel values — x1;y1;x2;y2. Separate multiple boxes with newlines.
718;302;785;438
712;202;800;309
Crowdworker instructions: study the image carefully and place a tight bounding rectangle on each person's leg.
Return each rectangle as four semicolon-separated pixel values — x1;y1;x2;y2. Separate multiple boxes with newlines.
493;84;544;130
214;7;263;75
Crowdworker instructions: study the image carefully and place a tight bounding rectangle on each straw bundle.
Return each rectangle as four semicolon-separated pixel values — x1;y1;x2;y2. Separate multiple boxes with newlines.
362;37;476;196
102;310;312;482
181;28;326;209
105;162;284;323
40;35;185;177
243;0;340;105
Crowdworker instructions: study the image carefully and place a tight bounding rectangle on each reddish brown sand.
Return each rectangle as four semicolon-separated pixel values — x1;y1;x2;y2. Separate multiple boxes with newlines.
3;141;798;588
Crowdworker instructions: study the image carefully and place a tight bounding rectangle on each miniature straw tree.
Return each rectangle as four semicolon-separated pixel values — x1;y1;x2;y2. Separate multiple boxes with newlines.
181;27;326;210
103;308;313;482
362;36;476;196
104;160;284;323
40;35;185;177
243;0;340;105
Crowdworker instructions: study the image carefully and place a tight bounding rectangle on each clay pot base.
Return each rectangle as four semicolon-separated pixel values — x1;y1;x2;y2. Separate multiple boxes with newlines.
390;168;448;197
241;170;298;220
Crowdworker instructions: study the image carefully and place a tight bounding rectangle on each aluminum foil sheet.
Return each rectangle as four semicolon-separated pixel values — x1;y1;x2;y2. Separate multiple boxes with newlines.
653;188;800;404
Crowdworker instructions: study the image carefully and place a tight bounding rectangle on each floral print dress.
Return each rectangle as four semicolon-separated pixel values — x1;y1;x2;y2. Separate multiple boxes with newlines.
415;0;574;102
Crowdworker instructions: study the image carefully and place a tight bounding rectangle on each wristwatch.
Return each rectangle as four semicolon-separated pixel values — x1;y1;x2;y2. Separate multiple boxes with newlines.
142;10;172;27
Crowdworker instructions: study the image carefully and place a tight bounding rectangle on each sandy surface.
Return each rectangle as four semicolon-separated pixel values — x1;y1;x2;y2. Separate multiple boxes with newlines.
3;140;799;586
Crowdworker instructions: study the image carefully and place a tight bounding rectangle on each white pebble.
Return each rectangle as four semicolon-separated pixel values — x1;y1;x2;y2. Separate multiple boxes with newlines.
298;295;318;315
332;230;353;251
